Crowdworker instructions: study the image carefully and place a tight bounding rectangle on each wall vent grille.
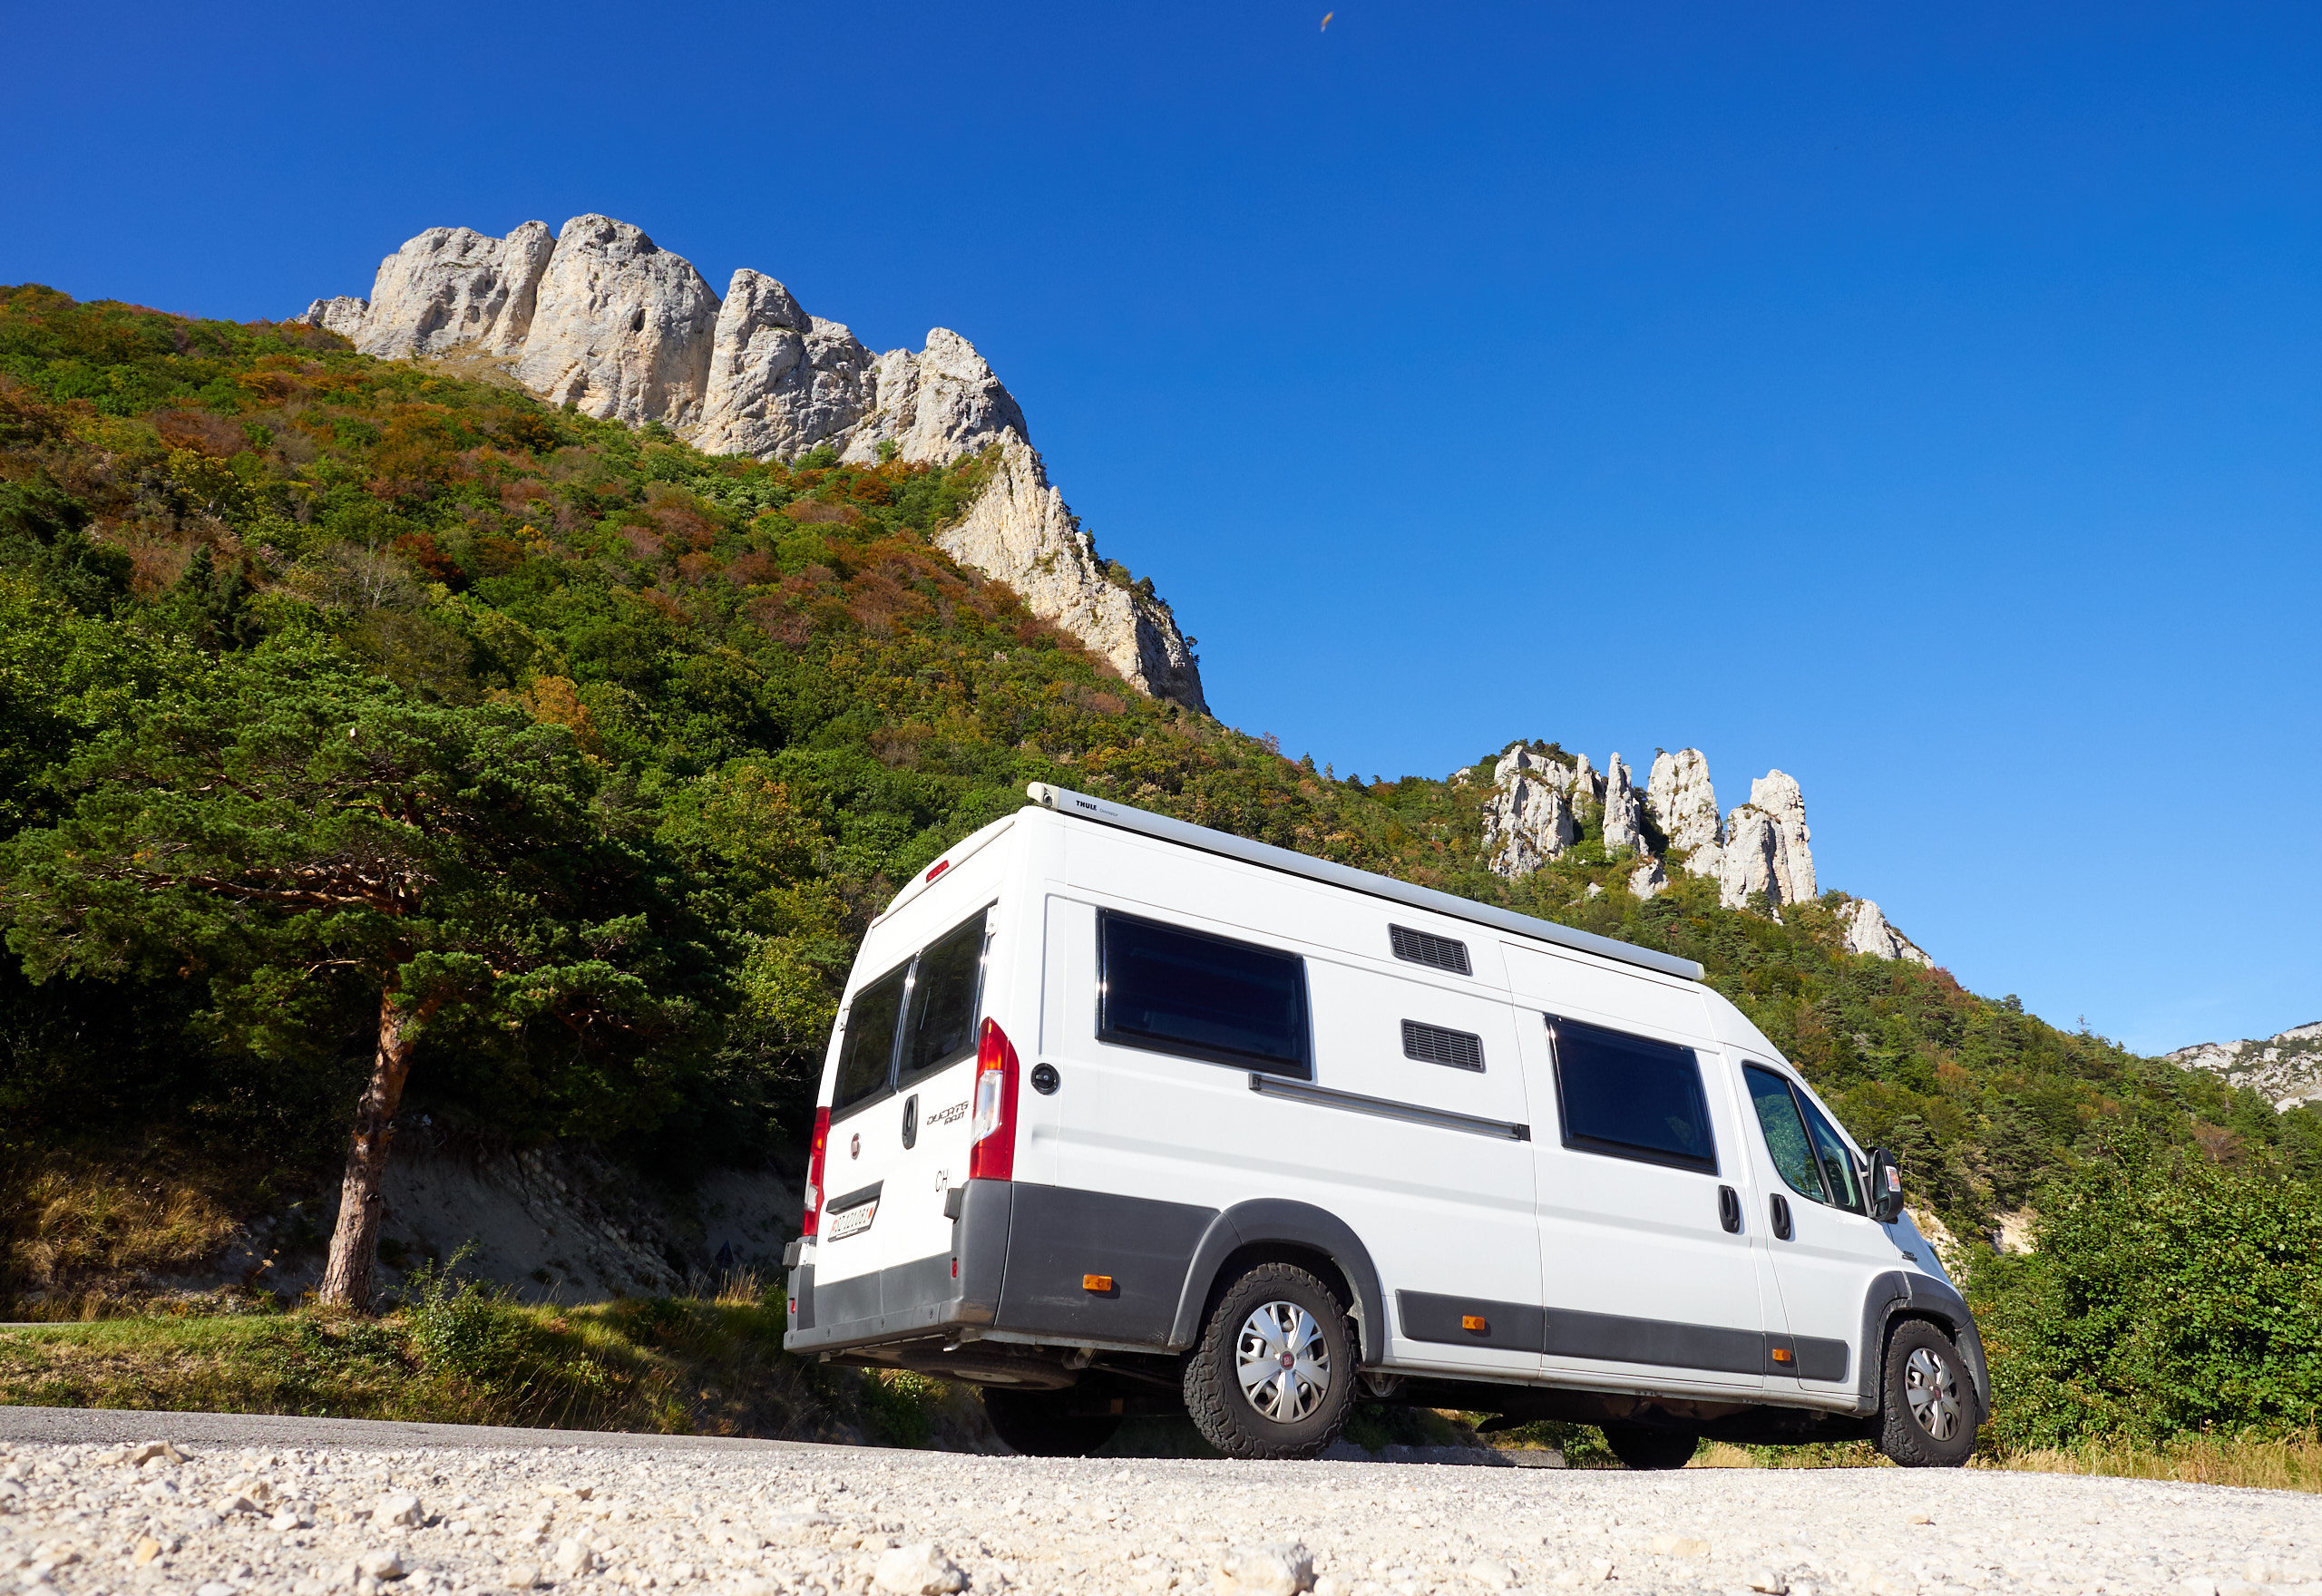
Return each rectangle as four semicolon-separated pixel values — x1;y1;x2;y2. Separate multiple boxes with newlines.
1389;924;1472;976
1402;1019;1486;1072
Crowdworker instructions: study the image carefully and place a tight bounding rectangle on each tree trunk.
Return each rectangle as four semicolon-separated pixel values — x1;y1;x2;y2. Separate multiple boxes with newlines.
317;990;432;1311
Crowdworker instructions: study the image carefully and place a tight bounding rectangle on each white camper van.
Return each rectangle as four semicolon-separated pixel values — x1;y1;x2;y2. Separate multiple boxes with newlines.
784;783;1985;1467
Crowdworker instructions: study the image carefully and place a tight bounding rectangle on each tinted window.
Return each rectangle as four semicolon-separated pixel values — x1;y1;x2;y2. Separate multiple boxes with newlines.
834;964;907;1112
1746;1065;1826;1202
1551;1017;1717;1174
900;910;989;1085
1800;1095;1866;1213
1098;910;1311;1077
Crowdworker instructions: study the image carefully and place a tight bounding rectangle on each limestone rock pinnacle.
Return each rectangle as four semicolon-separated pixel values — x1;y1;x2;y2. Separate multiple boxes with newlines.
1835;899;1932;966
513;215;721;428
934;434;1205;711
1647;748;1722;870
1602;753;1646;856
1483;745;1577;878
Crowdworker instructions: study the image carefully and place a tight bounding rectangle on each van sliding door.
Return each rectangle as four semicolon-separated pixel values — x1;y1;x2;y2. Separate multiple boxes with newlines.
1518;989;1773;1396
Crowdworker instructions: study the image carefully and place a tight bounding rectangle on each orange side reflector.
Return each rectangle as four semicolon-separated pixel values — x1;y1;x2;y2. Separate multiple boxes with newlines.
1772;1347;1794;1363
1462;1315;1488;1333
1083;1274;1115;1292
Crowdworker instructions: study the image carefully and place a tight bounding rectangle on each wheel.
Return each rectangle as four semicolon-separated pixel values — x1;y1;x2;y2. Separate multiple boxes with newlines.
1876;1319;1977;1467
981;1387;1122;1456
1184;1262;1357;1459
1602;1424;1699;1470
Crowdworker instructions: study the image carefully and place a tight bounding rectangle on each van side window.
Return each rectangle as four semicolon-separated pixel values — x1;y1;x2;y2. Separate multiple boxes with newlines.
1745;1065;1825;1202
834;963;909;1112
899;910;988;1086
1745;1064;1866;1214
1098;910;1312;1077
1549;1016;1718;1175
1800;1094;1865;1213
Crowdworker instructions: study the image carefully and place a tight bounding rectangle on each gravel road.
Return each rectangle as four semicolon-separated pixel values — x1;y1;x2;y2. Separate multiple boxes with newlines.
0;1407;2314;1596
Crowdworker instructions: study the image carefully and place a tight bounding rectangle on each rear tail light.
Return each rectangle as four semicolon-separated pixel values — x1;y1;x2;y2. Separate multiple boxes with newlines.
968;1017;1020;1182
801;1106;831;1239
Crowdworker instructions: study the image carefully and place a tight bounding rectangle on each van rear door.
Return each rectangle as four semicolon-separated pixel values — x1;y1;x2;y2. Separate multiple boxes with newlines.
813;901;997;1316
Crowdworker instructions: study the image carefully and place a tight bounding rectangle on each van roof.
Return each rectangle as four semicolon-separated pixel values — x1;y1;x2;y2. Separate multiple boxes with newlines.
1025;782;1705;983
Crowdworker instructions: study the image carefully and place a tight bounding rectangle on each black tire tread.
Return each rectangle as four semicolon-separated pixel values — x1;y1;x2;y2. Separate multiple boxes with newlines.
1603;1424;1700;1471
981;1387;1122;1457
1876;1319;1977;1468
1183;1262;1356;1460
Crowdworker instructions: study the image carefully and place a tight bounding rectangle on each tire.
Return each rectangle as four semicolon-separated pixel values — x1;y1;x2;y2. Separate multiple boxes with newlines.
1603;1424;1699;1471
1876;1319;1978;1467
1184;1262;1357;1459
981;1387;1123;1456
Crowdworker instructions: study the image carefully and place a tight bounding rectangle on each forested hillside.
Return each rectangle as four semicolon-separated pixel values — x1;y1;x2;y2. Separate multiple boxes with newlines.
3;284;2317;1442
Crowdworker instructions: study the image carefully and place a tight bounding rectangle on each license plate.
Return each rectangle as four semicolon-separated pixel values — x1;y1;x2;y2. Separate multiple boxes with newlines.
826;1199;878;1241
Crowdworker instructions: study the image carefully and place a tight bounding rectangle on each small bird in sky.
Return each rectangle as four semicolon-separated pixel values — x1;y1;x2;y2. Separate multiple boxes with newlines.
1321;11;1333;30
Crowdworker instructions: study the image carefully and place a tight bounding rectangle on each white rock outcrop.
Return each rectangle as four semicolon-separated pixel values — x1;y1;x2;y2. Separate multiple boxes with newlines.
936;434;1206;710
1483;745;1578;879
300;294;371;342
1647;748;1721;861
844;328;1029;466
299;214;1205;711
1835;899;1933;966
693;269;878;462
2168;1022;2322;1114
1714;770;1817;910
512;215;721;428
353;221;556;359
1601;753;1646;855
1482;743;1839;915
1748;771;1816;901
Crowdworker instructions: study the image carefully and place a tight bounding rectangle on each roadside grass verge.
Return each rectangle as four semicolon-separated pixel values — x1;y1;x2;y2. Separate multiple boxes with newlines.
1686;1433;2322;1492
0;1276;988;1451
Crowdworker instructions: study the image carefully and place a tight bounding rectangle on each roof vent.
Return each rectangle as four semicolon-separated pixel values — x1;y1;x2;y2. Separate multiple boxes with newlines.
1390;924;1471;976
1402;1019;1485;1073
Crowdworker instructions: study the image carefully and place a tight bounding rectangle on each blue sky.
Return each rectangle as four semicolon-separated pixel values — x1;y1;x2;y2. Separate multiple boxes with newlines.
6;2;2318;1055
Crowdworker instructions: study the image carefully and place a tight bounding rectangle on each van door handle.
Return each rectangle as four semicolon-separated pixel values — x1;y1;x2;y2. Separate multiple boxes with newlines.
1717;1186;1742;1233
1771;1192;1792;1241
901;1095;919;1150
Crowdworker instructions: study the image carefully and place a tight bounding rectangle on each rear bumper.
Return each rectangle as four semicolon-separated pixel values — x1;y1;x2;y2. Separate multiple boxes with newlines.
785;1179;1012;1354
784;1180;1217;1358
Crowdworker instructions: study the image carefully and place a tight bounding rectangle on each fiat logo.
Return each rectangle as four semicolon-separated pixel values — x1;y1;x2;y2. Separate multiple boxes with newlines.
849;1133;861;1160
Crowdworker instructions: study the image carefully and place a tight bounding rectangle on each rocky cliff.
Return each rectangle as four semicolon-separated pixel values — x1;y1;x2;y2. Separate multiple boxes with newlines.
2168;1022;2322;1114
1482;740;1931;962
301;216;1205;713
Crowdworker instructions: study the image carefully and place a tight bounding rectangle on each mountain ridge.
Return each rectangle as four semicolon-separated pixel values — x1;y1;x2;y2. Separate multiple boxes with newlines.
2169;1023;2322;1114
300;214;1206;713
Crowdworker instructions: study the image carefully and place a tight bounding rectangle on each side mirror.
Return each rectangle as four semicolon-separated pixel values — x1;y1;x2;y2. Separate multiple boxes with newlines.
1867;1147;1905;1223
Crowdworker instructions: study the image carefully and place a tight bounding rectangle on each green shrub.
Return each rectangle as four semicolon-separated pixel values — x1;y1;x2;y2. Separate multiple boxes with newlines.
1968;1140;2322;1448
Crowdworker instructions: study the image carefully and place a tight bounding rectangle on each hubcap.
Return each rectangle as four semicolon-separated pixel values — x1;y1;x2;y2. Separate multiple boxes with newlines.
1904;1346;1963;1441
1235;1300;1331;1424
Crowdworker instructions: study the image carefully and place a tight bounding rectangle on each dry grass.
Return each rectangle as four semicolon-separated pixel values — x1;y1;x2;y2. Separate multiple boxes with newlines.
1984;1431;2322;1494
1;1156;244;1319
1691;1434;2322;1493
0;1289;989;1451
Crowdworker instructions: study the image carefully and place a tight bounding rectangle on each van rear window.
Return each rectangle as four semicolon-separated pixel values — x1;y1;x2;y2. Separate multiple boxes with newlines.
834;963;908;1112
1549;1016;1717;1175
900;911;988;1085
1098;910;1311;1077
